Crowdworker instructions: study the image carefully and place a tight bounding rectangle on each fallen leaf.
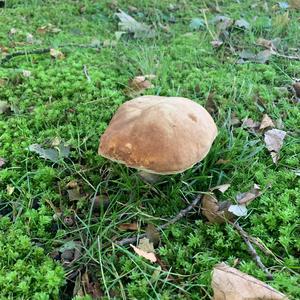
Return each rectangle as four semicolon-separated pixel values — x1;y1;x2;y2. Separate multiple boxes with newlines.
115;10;156;39
0;158;5;168
118;223;138;231
37;24;61;34
67;188;81;201
214;16;233;32
22;70;31;78
138;237;155;252
28;142;70;163
256;37;281;51
50;48;64;59
236;184;262;205
242;118;260;129
254;49;273;63
205;92;218;114
6;184;14;195
211;184;231;193
230;113;241;126
126;74;155;97
189;18;205;30
66;180;78;189
264;129;286;163
259;114;275;130
0;101;10;114
145;224;160;246
201;194;234;224
212;263;287;300
216;159;231;165
131;242;157;263
292;81;300;98
289;0;300;9
0;79;6;86
228;204;248;216
235;19;250;29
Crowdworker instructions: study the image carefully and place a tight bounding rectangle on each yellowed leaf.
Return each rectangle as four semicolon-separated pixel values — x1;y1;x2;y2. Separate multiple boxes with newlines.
274;12;290;28
138;237;155;252
212;263;287;300
130;243;157;263
50;48;64;59
7;184;15;195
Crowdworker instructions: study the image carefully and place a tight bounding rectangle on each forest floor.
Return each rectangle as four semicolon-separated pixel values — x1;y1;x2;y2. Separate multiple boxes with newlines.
0;0;299;299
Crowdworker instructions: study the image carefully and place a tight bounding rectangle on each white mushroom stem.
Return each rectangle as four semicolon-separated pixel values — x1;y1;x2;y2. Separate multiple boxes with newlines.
138;171;161;184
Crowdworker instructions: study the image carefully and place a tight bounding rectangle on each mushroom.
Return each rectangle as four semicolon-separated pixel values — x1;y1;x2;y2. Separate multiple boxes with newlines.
98;95;217;182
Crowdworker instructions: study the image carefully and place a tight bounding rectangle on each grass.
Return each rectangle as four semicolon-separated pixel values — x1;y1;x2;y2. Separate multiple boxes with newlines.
0;0;299;299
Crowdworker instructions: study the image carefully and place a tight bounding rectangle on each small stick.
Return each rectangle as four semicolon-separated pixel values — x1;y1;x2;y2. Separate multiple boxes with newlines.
231;222;273;256
231;222;273;279
83;65;91;82
0;43;102;65
274;52;300;61
116;194;202;246
241;233;273;279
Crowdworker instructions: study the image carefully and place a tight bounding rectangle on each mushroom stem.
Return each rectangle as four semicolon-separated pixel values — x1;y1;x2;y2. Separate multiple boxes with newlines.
138;171;161;183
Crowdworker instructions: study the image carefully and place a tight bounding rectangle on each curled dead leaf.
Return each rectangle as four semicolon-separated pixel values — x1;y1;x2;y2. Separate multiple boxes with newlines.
146;224;160;246
212;263;287;300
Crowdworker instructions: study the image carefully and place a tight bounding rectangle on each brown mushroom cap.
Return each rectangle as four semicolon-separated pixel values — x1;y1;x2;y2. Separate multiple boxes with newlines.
98;95;218;174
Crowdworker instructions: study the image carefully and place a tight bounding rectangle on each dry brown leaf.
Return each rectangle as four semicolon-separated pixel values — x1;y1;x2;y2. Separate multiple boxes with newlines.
205;92;218;114
131;243;157;263
67;187;81;201
260;114;275;130
230;113;241;126
256;38;280;51
118;222;138;231
50;48;64;59
126;74;155;96
212;263;287;300
211;39;223;48
211;184;231;193
201;194;234;224
264;129;286;163
236;184;261;205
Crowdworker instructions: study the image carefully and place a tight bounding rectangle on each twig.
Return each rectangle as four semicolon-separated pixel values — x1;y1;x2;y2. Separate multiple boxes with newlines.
231;222;273;256
0;43;102;65
115;194;202;246
274;52;300;61
231;222;273;279
83;65;91;82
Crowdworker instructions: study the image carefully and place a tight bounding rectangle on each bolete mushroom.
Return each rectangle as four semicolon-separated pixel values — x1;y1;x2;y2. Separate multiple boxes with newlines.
98;95;217;182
